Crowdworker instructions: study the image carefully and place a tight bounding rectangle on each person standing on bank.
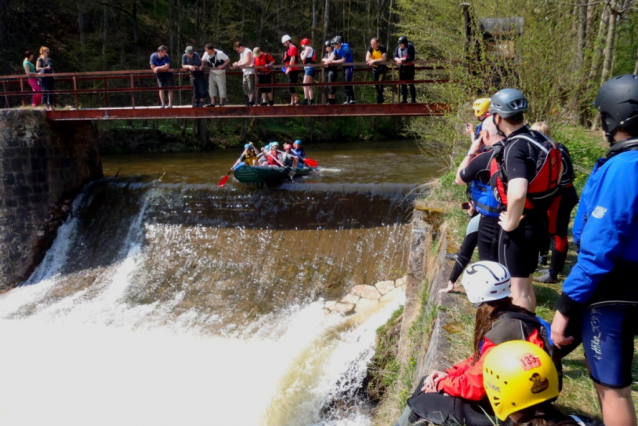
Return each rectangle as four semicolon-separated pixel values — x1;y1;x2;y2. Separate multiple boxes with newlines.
322;40;339;105
394;36;416;104
551;75;638;426
23;51;42;107
329;36;355;104
253;48;275;106
299;38;316;105
150;45;174;108
489;88;562;312
233;42;256;106
282;35;300;106
182;46;206;107
36;46;54;111
366;38;387;104
202;44;230;107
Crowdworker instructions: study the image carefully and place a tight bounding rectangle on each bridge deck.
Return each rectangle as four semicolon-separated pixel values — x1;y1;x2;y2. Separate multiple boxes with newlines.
46;102;448;121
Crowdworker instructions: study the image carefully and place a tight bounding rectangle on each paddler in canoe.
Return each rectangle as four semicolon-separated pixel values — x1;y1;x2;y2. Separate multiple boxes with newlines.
230;142;260;170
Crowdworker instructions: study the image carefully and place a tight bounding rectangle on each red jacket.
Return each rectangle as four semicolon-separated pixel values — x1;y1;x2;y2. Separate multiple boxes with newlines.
255;53;275;74
436;319;546;401
267;151;282;166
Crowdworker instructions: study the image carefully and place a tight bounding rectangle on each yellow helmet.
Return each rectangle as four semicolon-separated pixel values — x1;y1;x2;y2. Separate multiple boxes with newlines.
483;341;559;421
473;98;491;118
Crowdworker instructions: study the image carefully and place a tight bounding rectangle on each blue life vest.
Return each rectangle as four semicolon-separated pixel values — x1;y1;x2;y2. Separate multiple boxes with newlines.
470;180;500;217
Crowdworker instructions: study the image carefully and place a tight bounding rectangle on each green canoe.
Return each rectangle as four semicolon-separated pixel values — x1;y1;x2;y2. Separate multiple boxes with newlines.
233;165;313;185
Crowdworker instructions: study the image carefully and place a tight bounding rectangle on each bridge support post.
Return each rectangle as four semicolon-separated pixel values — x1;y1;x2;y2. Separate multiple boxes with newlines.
0;110;103;290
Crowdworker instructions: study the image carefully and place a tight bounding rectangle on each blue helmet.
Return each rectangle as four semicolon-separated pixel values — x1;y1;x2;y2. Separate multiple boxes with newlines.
244;143;251;149
294;139;302;145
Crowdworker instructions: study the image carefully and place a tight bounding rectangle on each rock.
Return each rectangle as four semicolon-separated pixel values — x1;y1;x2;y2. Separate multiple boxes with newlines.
331;303;355;314
324;301;336;310
395;276;407;286
375;280;395;295
381;287;404;302
341;294;360;304
351;285;382;300
355;298;379;313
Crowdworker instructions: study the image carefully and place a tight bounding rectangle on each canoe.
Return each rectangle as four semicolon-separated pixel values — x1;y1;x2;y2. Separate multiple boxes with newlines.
233;165;313;185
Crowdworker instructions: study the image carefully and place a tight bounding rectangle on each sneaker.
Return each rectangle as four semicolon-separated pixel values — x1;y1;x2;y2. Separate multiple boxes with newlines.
411;99;417;103
269;101;274;106
300;100;308;106
343;98;351;105
400;100;408;104
204;103;215;107
539;255;548;266
309;100;315;105
348;99;356;104
533;272;558;284
261;102;268;106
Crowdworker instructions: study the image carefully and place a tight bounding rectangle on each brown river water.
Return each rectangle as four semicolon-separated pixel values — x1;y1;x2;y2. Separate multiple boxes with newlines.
0;140;442;426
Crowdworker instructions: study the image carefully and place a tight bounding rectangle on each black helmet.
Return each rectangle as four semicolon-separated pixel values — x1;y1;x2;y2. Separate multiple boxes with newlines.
595;74;638;143
489;88;528;118
324;40;332;48
398;35;408;44
331;35;342;46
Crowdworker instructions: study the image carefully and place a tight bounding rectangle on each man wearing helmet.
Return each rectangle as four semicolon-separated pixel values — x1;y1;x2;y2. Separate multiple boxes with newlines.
282;35;300;106
326;36;355;104
299;38;316;105
393;35;416;103
489;88;561;313
552;75;638;426
321;40;339;104
468;98;491;144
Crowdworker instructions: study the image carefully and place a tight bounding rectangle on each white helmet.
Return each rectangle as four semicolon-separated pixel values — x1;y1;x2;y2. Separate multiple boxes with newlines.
281;35;292;44
461;261;511;305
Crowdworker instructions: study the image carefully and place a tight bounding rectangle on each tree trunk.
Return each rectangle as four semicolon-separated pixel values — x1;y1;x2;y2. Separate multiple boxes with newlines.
132;0;139;44
386;0;393;49
576;0;587;70
600;0;618;85
0;0;7;48
588;4;610;83
102;0;109;67
77;0;86;51
168;0;176;58
322;0;330;43
312;0;317;44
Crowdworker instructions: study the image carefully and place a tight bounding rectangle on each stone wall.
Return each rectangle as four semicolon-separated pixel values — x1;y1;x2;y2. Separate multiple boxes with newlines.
0;110;102;290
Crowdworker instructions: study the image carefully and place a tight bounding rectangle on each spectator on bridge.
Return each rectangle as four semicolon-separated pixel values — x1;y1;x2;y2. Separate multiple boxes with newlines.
299;38;316;105
233;42;256;107
322;40;338;105
253;48;275;106
23;51;42;107
282;35;300;106
366;38;387;104
36;46;54;111
202;44;229;107
394;36;416;103
329;36;355;104
150;45;174;108
182;46;206;108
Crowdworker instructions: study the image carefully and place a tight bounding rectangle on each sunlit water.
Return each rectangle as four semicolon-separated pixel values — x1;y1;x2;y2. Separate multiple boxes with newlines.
0;140;438;426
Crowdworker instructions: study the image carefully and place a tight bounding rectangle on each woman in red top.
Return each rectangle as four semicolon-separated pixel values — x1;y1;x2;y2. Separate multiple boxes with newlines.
282;35;300;105
394;261;553;426
253;48;275;106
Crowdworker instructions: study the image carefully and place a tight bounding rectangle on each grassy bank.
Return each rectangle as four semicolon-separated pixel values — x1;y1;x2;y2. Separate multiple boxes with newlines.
370;125;638;421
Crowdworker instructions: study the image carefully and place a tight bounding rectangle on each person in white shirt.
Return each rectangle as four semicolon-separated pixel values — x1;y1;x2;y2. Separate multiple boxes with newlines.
232;41;255;106
201;44;230;107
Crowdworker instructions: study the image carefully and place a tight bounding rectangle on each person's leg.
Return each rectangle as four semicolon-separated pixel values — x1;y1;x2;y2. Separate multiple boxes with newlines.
477;215;499;262
444;218;479;292
158;88;166;106
399;67;408;103
344;67;354;103
328;71;337;104
582;305;637;426
405;66;416;102
307;71;314;104
217;72;227;105
208;72;217;105
28;78;42;106
267;74;274;103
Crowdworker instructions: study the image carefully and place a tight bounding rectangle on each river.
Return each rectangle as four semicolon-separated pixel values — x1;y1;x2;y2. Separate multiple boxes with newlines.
0;140;441;426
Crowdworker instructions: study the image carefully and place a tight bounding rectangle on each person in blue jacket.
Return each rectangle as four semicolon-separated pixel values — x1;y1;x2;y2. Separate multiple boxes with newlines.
551;74;638;426
329;36;355;104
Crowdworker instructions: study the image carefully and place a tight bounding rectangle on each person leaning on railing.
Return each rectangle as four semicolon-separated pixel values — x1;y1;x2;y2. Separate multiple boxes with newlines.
321;40;339;105
23;50;42;107
366;38;387;104
182;45;207;108
394;35;416;104
36;46;54;111
149;45;174;108
253;47;275;106
202;43;230;107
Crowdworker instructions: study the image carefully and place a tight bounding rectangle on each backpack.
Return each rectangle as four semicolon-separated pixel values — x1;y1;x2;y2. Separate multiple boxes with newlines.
557;143;575;187
489;130;562;210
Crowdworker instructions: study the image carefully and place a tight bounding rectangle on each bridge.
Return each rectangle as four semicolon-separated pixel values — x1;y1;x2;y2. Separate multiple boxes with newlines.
0;61;451;120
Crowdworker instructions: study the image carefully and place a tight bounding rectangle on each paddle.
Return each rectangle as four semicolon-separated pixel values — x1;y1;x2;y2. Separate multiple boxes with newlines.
280;149;318;168
218;149;247;187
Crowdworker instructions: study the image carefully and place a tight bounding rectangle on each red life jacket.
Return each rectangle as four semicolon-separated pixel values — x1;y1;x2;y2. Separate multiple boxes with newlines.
489;131;562;210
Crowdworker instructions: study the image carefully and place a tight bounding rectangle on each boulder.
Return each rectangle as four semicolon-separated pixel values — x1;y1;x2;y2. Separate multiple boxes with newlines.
351;284;382;300
355;298;379;313
341;294;360;304
375;280;395;295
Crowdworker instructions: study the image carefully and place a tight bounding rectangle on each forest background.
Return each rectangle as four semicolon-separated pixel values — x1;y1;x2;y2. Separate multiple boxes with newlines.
0;0;637;150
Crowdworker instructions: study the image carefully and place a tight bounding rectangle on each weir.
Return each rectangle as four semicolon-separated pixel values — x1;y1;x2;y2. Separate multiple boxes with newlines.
0;140;437;424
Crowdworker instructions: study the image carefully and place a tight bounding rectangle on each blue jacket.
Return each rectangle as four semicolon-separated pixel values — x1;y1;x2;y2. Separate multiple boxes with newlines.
558;142;638;316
